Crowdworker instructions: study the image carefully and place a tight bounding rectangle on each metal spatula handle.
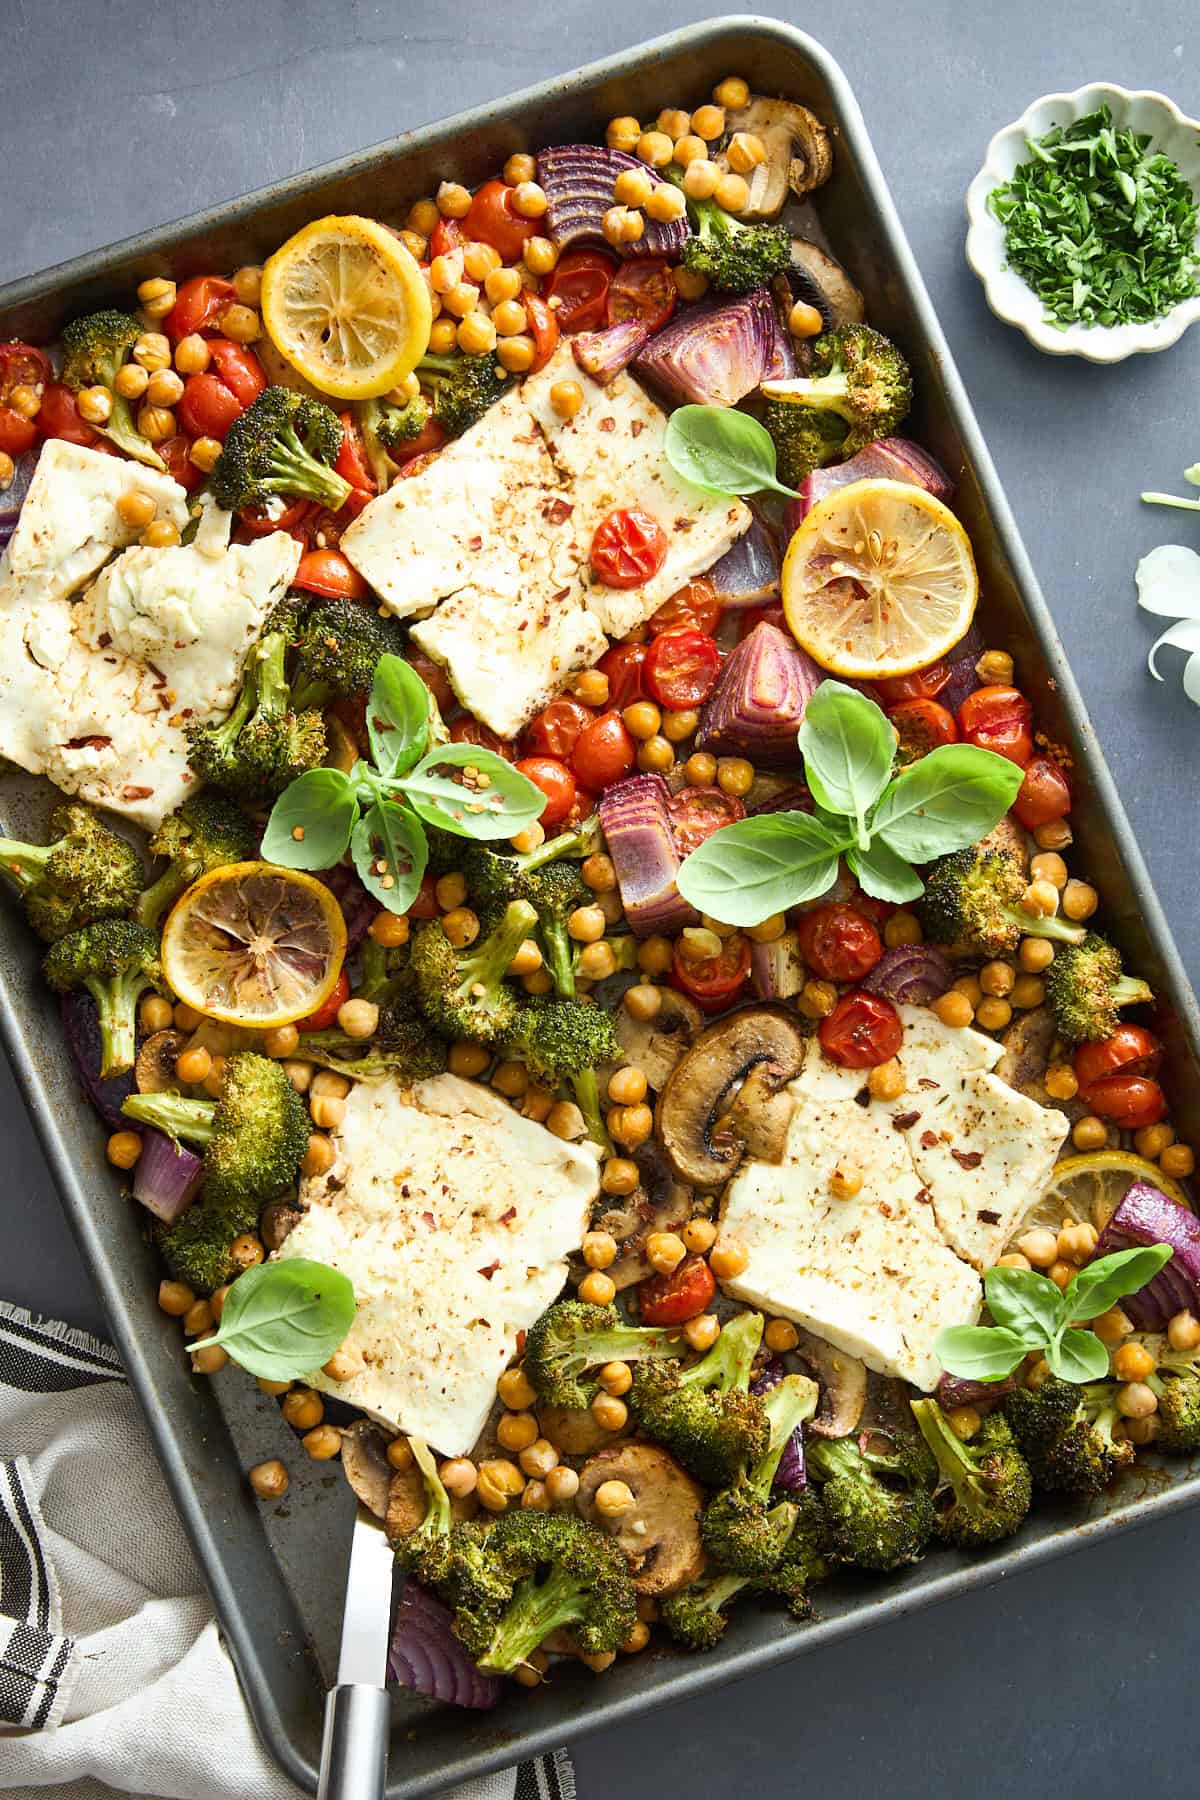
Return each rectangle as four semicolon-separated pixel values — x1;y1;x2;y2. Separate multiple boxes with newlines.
317;1683;390;1800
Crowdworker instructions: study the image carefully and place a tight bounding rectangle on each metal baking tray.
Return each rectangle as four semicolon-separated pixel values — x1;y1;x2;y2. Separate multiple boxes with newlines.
2;16;1199;1795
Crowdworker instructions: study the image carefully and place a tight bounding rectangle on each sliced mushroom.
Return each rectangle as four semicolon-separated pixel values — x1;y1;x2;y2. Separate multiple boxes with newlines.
135;1029;186;1095
719;1061;796;1166
996;1004;1081;1119
614;988;703;1093
779;240;865;331
384;1458;476;1541
577;1442;706;1596
260;1199;304;1251
656;1006;806;1189
719;98;832;217
590;1162;694;1291
790;1328;868;1439
536;1402;629;1457
341;1420;394;1518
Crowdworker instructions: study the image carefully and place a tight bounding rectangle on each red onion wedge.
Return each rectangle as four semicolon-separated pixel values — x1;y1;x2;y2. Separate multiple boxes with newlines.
783;437;955;534
599;773;699;938
0;449;34;551
750;929;805;1000
536;145;688;260
1092;1182;1200;1330
388;1578;502;1711
572;319;650;383
315;862;376;951
938;623;986;715
696;622;822;765
936;1371;1016;1415
635;288;785;409
707;507;782;609
863;944;952;1006
61;992;137;1130
132;1129;204;1223
751;1358;806;1492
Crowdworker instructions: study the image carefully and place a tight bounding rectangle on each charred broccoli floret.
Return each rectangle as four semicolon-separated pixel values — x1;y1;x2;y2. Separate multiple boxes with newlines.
186;608;325;799
918;847;1088;957
0;803;141;942
631;1310;768;1487
662;168;791;294
1148;1358;1200;1453
1004;1376;1136;1495
460;817;602;998
1044;932;1154;1043
43;920;163;1077
392;1438;456;1588
760;399;847;491
761;325;912;454
663;1491;830;1648
289;600;405;710
410;898;537;1043
524;1300;687;1409
211;385;352;514
702;1375;820;1573
499;994;618;1147
417;350;509;438
356;393;428;488
136;792;256;928
805;1428;935;1571
60;309;164;468
661;1569;750;1650
910;1399;1032;1549
298;991;447;1083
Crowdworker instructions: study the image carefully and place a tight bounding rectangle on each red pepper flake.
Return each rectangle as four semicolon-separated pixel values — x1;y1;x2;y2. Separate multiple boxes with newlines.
468;533;483;551
65;735;111;751
598;416;615;433
499;1207;517;1224
479;1261;500;1281
543;497;573;524
121;785;154;801
978;1208;1000;1224
920;1130;938;1150
631;420;644;437
914;1187;932;1206
917;1077;939;1091
421;1209;435;1228
515;1329;526;1355
952;1149;984;1170
892;1110;921;1131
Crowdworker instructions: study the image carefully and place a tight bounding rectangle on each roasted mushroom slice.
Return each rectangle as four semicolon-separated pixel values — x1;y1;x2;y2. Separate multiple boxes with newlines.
790;1329;868;1439
656;1006;806;1189
384;1457;475;1541
614;988;704;1093
780;240;865;331
134;1029;186;1095
720;98;833;217
995;1003;1081;1118
260;1198;304;1251
577;1442;707;1596
536;1402;629;1457
980;813;1031;875
591;1161;695;1291
340;1419;394;1518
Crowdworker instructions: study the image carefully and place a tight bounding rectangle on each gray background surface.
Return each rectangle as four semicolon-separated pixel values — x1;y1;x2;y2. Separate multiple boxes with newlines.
2;2;1198;1795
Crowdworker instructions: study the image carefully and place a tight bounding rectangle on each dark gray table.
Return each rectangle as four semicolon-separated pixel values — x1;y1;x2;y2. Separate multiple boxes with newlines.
3;4;1198;1794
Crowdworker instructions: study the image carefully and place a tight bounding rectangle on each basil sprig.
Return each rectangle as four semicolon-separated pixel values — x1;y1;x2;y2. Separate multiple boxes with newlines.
935;1245;1173;1386
262;655;544;913
664;405;800;500
675;679;1024;926
190;1257;356;1382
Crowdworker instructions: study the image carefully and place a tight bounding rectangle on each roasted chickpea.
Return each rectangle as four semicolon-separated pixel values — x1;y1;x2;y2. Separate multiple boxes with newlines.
709;1239;749;1281
765;1318;800;1354
302;1425;343;1461
683;1313;720;1352
682;1217;718;1254
829;1161;863;1201
867;1058;905;1102
591;1393;629;1432
107;1130;142;1170
579;1269;617;1306
497;1411;539;1453
248;1459;289;1499
158;1279;195;1317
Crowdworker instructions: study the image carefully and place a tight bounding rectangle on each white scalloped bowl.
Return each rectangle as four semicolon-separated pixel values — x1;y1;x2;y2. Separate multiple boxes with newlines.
966;83;1200;363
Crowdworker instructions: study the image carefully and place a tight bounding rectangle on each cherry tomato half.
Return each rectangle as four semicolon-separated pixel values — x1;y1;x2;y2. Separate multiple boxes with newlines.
451;717;516;760
514;755;576;827
1013;754;1071;831
206;339;267;407
542;249;615;334
649;578;722;639
888;697;958;765
958;685;1033;766
465;178;536;262
156;434;206;493
163;276;238;343
1079;1073;1167;1130
522;697;594;760
874;659;952;705
598;641;649;709
36;382;98;448
523;293;560;373
1074;1025;1162;1089
671;934;752;1013
638;1255;716;1325
667;787;745;857
0;343;52;456
591;508;668;589
176;340;265;441
606;257;677;333
818;990;903;1069
298;968;350;1032
429;216;466;261
334;412;377;496
644;629;721;710
571;711;636;790
797;904;883;983
239;496;312;536
293;548;368;600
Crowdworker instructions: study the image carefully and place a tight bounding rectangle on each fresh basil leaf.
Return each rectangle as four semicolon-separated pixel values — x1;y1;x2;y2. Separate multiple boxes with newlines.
399;743;545;840
1062;1244;1173;1323
261;769;359;871
934;1324;1030;1382
664;404;799;500
983;1265;1065;1346
189;1258;356;1382
366;654;431;778
1045;1327;1112;1385
798;680;896;841
676;812;845;927
846;839;924;905
351;800;428;914
870;744;1025;863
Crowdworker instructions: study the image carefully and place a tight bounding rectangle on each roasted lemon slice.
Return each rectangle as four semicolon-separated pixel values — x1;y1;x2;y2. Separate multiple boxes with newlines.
1006;1149;1191;1252
161;862;347;1028
782;478;978;678
260;215;432;400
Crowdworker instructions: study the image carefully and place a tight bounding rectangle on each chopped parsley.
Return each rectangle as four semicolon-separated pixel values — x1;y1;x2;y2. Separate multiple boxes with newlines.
988;106;1200;329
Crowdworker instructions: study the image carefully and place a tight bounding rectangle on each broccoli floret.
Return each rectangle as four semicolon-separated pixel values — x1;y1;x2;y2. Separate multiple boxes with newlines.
298;991;447;1083
664;1491;830;1648
1004;1376;1136;1495
631;1310;768;1488
289;600;405;710
525;861;589;997
122;1050;309;1212
460;815;601;927
760;399;847;491
60;309;164;469
392;1438;456;1588
702;1374;820;1573
356;394;428;489
910;1399;1032;1549
43;920;163;1077
805;1429;935;1571
524;1299;687;1409
136;792;256;928
918;847;1088;958
761;325;912;454
410;898;537;1043
354;935;411;1008
662;168;791;294
1044;931;1154;1043
417;350;509;438
661;1569;750;1650
0;803;141;942
211;386;352;514
500;994;618;1147
186;612;326;799
1148;1360;1200;1453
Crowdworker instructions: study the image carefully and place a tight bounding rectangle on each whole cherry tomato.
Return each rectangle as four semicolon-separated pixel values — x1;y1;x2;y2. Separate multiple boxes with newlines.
155;434;206;493
409;874;439;920
0;343;52;456
571;711;636;789
818;991;903;1068
298;968;350;1032
1013;754;1071;831
451;717;516;760
515;755;576;827
888;697;958;764
667;787;744;857
406;650;456;716
163;275;238;343
522;697;594;760
334;412;376;495
874;660;952;704
523;293;559;373
671;934;752;1013
638;1256;716;1326
1079;1074;1167;1130
958;685;1033;766
1074;1025;1162;1088
797;905;884;983
598;641;649;709
606;257;677;333
644;629;721;709
293;548;368;600
465;179;536;262
36;382;98;447
649;579;722;639
542;250;615;333
590;508;668;588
